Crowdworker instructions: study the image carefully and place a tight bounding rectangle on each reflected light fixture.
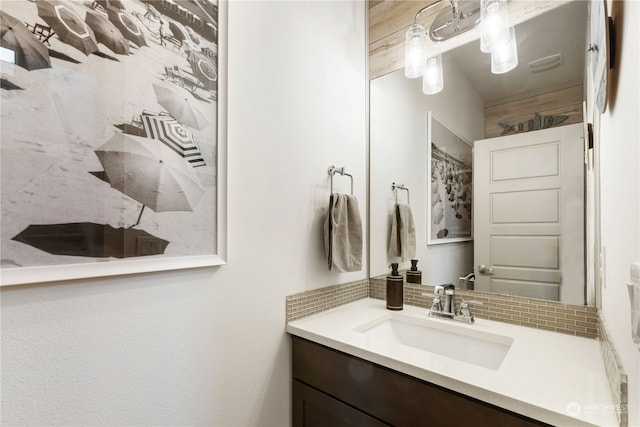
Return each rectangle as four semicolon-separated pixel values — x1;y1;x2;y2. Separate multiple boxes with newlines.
404;0;518;94
423;54;444;94
405;23;428;78
480;0;509;53
491;26;518;74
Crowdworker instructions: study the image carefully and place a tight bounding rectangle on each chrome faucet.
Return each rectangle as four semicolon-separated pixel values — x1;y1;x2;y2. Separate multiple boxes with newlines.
423;284;478;324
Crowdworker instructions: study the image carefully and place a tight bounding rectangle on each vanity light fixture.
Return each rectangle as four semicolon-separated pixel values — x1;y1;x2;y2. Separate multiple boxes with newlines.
480;0;509;53
422;54;444;94
404;0;518;94
491;26;518;74
405;23;428;79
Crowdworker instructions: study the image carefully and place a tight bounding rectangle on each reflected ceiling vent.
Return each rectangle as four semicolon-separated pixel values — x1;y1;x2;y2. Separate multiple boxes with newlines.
528;53;564;73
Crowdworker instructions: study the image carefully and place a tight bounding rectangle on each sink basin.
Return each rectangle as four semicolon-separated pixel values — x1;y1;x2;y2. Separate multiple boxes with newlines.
354;314;513;370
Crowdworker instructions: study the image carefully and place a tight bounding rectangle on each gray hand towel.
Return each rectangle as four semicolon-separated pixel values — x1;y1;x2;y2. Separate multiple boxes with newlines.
324;194;363;272
388;203;416;261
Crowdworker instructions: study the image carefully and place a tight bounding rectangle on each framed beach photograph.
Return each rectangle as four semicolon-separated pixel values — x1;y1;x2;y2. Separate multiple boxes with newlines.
0;0;227;286
426;111;472;245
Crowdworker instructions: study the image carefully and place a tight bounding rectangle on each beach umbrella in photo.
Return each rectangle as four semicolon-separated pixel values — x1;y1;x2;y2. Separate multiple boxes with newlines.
141;114;206;167
12;222;169;258
152;82;210;130
36;0;98;55
168;21;186;43
85;11;129;55
187;51;216;91
96;0;126;11
95;133;205;214
201;46;216;61
0;11;51;70
1;78;23;90
144;4;161;21
107;7;146;48
185;26;200;45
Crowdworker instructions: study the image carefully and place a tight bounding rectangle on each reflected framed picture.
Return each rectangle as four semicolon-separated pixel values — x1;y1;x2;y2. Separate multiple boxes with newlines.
426;112;473;245
587;0;612;114
0;0;227;286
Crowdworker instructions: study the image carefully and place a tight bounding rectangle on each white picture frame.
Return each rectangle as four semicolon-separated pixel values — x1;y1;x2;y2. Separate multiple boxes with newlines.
0;0;227;286
588;0;610;115
426;111;473;245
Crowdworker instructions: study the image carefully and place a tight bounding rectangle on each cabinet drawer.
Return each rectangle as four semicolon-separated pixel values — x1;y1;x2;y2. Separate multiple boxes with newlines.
292;336;549;427
293;380;389;427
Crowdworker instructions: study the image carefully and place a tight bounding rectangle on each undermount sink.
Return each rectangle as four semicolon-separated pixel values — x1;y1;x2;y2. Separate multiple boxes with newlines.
354;313;513;370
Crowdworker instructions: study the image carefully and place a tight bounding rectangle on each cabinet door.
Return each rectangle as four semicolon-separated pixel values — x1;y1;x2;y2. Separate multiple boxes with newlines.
293;380;389;427
292;336;550;427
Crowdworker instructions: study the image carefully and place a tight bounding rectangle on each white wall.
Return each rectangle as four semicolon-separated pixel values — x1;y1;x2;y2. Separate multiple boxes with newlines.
598;1;640;425
0;2;367;426
369;65;484;282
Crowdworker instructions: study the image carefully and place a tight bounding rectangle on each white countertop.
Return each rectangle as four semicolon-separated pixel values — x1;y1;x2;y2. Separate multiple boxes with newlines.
286;298;618;427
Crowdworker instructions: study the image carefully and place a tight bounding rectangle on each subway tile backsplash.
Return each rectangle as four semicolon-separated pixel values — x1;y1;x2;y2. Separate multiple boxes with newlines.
599;315;629;427
287;277;598;339
369;277;598;339
286;279;369;322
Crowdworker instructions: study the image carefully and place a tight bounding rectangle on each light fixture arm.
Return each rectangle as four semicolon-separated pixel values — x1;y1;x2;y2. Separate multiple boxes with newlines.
414;0;466;34
414;0;443;24
450;0;461;29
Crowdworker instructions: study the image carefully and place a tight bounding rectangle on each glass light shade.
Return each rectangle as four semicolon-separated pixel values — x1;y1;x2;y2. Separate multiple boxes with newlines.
422;54;443;95
480;0;509;53
491;26;518;74
405;24;427;78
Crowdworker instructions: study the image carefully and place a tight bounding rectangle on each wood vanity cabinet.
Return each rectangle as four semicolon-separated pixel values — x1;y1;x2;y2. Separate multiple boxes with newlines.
292;336;550;427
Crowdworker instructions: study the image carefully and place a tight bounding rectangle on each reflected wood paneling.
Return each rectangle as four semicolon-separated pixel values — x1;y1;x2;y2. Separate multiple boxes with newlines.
484;85;584;138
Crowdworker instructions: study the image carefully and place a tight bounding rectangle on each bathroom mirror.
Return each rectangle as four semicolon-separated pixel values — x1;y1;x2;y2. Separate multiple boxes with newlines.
369;1;592;305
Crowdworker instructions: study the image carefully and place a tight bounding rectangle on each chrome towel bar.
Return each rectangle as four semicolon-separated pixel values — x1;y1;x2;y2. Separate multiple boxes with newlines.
392;182;410;205
328;166;353;195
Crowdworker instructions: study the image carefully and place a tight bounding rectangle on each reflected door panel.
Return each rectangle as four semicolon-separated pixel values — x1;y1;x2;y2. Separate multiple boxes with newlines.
473;124;585;305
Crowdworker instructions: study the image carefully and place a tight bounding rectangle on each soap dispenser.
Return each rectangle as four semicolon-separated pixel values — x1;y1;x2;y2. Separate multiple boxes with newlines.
386;263;404;311
406;259;422;284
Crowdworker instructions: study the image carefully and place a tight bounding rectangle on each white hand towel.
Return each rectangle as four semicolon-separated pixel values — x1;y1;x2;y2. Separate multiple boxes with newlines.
388;203;416;261
324;194;363;272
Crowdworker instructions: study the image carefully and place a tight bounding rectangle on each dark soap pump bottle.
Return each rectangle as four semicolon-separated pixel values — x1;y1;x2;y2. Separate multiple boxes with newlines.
386;263;403;311
406;259;422;284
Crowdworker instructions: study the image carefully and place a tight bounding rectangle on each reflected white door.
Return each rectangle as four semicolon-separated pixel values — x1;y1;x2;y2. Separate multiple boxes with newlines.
473;124;584;305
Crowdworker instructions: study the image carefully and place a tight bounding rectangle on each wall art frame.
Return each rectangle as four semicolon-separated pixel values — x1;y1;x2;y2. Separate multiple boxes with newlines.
0;0;227;286
426;111;473;245
587;0;615;115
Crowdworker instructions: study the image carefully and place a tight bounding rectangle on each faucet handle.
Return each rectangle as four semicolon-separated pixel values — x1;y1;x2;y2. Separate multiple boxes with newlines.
455;299;479;324
461;299;483;306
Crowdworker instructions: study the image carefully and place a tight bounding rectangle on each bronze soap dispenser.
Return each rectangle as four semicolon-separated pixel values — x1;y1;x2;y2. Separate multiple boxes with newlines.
386;263;403;311
406;259;422;284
